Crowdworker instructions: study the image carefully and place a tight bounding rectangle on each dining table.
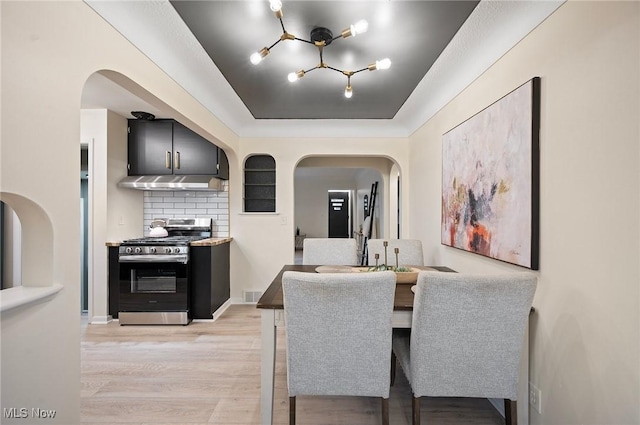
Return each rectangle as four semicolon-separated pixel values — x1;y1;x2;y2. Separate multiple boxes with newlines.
255;264;530;425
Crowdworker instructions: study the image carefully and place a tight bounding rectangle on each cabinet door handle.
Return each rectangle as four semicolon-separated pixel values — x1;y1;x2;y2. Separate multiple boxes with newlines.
175;151;181;169
166;151;171;169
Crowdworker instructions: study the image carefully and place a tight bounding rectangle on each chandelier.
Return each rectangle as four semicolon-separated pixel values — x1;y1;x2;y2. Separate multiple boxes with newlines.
250;0;391;99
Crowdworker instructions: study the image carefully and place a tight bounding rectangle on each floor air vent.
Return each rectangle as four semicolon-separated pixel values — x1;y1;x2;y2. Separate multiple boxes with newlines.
243;291;263;303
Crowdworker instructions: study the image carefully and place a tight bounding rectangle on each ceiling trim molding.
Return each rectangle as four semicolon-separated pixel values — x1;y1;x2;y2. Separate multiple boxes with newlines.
85;0;563;139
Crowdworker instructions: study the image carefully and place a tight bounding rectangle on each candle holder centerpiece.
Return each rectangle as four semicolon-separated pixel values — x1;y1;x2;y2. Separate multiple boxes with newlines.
367;241;419;283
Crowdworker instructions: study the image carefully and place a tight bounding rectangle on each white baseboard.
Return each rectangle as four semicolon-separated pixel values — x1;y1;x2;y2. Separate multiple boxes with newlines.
90;315;113;324
212;299;233;320
191;299;236;322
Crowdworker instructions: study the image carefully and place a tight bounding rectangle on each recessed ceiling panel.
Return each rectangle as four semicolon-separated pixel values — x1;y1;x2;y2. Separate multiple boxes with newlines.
171;1;478;120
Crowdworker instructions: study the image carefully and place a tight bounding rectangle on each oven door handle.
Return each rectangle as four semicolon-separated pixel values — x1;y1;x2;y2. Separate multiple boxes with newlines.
119;254;188;264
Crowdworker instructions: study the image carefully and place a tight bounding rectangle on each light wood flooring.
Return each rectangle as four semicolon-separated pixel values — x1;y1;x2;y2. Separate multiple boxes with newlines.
81;304;505;425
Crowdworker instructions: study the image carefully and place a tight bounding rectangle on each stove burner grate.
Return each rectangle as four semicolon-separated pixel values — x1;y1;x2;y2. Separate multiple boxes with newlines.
122;236;207;246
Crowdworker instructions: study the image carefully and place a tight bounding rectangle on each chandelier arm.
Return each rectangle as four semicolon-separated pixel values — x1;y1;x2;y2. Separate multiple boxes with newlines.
352;66;370;74
267;38;283;51
278;17;286;33
294;37;314;45
304;65;321;74
326;65;347;75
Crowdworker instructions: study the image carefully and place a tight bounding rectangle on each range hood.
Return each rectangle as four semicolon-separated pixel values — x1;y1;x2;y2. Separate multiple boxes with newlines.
118;175;223;191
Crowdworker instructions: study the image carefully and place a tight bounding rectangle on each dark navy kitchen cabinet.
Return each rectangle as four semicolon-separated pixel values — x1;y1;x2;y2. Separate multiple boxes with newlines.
190;243;230;319
127;119;173;175
108;246;120;319
128;119;228;179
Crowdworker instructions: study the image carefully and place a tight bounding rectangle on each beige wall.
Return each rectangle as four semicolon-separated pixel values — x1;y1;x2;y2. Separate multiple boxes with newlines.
1;2;238;422
0;2;410;420
409;2;639;423
2;1;638;424
229;138;409;300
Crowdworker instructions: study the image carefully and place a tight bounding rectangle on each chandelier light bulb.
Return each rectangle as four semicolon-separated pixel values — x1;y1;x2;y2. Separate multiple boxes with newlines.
269;0;282;12
250;47;269;65
376;58;391;70
288;70;305;82
350;20;369;36
344;85;353;98
250;52;262;65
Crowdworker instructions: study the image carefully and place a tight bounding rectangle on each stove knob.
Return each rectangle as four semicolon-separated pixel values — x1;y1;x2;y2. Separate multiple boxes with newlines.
165;247;172;254
125;247;133;254
149;247;157;253
173;247;181;254
134;247;142;254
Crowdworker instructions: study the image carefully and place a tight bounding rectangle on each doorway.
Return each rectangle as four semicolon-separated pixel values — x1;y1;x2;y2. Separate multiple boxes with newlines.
328;190;351;238
80;145;89;312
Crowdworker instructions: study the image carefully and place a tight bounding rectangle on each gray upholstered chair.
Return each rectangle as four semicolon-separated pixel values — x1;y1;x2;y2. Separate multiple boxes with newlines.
302;238;358;265
367;239;424;267
282;270;397;425
392;271;537;425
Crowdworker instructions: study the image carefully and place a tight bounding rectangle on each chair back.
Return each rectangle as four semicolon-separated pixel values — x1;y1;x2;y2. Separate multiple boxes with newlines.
282;270;396;397
410;271;537;400
367;239;424;266
302;238;358;265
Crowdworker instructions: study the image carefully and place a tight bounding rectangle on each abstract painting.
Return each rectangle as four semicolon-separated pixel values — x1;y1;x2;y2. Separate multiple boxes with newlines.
441;77;540;269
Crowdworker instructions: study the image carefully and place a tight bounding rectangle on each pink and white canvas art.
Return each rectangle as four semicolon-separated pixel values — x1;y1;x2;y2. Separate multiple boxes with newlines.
441;78;540;269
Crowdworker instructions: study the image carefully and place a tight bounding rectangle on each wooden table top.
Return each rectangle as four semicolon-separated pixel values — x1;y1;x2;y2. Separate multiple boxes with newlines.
256;265;455;311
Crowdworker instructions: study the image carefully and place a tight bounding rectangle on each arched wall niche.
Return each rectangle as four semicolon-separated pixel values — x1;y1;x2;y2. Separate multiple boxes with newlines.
0;192;53;287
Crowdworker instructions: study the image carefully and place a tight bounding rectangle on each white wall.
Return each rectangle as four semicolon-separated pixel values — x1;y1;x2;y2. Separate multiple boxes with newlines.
1;205;22;287
81;109;143;323
294;171;356;239
294;166;386;239
409;2;639;423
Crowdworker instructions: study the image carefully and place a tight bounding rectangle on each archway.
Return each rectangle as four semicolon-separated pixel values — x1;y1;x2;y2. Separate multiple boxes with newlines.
293;155;401;264
0;192;53;287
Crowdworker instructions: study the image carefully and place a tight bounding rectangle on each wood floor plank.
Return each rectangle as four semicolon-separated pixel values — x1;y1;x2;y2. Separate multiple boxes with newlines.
81;304;505;425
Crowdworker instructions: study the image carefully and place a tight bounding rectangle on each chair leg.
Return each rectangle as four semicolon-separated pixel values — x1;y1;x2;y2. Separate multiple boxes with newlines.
504;399;517;425
289;396;296;425
412;394;420;425
390;351;397;386
381;397;389;425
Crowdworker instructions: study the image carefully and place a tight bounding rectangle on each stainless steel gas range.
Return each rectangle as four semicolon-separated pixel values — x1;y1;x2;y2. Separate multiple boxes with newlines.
117;218;212;325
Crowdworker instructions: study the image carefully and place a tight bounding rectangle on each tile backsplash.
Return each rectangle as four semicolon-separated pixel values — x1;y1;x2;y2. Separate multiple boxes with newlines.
143;182;229;237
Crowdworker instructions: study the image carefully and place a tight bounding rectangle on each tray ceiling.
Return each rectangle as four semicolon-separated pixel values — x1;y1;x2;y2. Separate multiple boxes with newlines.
83;0;564;138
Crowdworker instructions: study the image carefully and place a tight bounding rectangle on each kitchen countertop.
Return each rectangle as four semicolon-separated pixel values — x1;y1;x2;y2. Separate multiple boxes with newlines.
105;237;233;247
190;237;233;246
